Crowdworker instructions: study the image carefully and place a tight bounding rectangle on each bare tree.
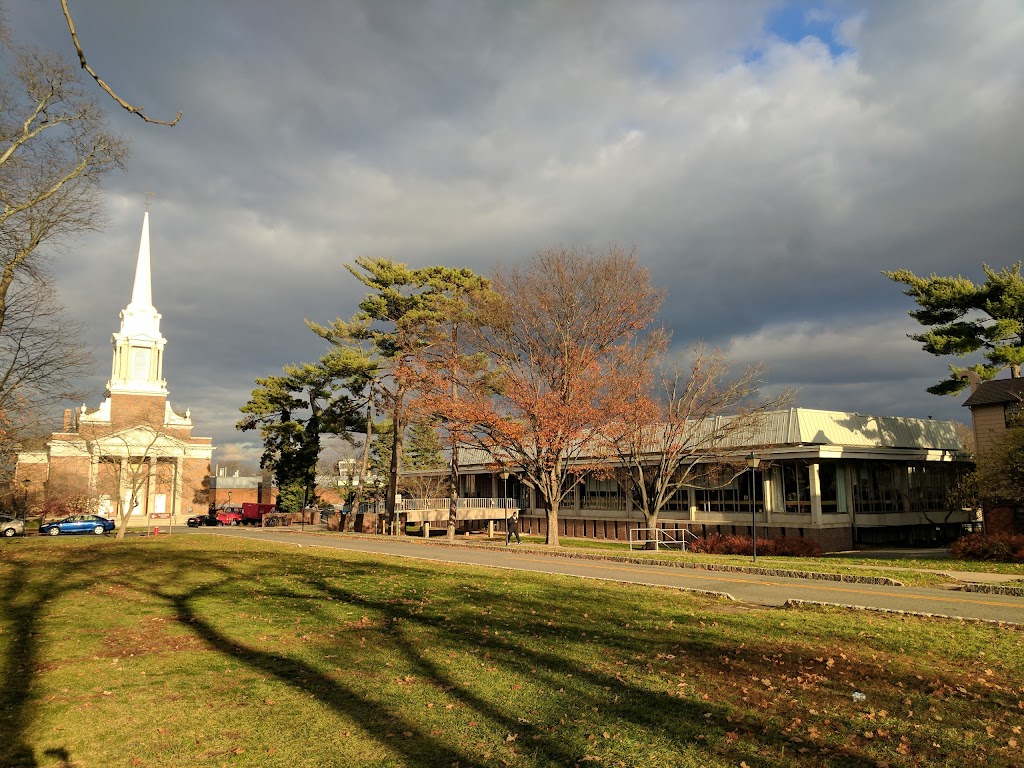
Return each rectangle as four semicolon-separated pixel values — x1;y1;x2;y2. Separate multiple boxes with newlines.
0;278;92;419
0;40;128;334
91;426;203;541
461;245;666;546
608;344;793;535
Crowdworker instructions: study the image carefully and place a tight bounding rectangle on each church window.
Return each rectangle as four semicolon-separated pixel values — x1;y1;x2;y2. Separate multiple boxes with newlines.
131;347;151;379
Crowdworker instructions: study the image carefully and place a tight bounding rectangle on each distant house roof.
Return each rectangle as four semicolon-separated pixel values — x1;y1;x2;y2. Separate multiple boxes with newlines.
962;378;1024;408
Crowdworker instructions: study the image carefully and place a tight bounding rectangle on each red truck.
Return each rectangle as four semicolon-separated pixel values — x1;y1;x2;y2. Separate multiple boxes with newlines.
214;506;244;526
240;502;278;526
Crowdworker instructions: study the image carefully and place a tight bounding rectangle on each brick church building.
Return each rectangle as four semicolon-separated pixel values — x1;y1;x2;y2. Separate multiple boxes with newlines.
15;213;213;526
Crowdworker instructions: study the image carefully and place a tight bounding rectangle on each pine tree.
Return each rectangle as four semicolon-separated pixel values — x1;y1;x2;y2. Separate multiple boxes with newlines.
369;418;394;489
238;348;373;513
309;258;490;532
404;421;445;470
885;263;1024;395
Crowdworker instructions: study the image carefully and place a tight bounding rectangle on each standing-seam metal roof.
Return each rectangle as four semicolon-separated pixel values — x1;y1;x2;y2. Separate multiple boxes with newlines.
446;408;963;469
769;408;962;450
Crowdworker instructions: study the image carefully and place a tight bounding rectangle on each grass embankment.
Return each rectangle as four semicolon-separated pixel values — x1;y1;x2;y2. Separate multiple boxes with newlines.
1;535;1022;768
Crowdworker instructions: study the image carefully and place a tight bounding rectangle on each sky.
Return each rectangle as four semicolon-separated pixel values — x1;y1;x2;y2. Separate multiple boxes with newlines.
3;0;1023;467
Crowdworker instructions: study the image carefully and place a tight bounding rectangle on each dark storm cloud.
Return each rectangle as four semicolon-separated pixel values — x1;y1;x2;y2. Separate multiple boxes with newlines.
3;0;1021;460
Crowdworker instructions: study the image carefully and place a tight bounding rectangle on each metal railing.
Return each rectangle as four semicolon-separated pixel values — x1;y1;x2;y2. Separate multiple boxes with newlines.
352;498;517;515
629;527;700;552
400;497;518;511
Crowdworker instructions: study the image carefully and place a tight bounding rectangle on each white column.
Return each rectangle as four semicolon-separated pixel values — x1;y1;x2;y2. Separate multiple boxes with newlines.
810;463;822;525
88;451;99;495
173;456;184;522
146;460;157;517
771;467;786;516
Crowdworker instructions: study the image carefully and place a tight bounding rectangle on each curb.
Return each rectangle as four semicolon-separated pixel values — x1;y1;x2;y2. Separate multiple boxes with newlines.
783;599;1022;627
958;583;1024;597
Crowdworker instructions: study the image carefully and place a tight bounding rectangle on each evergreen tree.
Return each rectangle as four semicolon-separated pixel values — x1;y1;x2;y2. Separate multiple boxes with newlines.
369;418;394;489
404;421;445;470
309;257;490;532
885;263;1024;395
238;347;373;513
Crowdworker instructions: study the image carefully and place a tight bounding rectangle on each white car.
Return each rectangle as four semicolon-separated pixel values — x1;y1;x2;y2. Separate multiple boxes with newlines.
1;516;25;537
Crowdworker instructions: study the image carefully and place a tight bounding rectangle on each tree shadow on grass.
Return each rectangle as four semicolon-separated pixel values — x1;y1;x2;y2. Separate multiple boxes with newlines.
301;569;907;768
0;545;107;767
5;540;1015;767
133;546;893;766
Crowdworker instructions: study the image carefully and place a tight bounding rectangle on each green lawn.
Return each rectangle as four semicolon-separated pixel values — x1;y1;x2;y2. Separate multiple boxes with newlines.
1;535;1022;767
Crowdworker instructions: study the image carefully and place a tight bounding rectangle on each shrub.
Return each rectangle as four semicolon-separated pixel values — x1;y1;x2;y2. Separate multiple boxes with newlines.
767;536;823;557
688;533;821;558
948;533;1024;563
38;494;94;522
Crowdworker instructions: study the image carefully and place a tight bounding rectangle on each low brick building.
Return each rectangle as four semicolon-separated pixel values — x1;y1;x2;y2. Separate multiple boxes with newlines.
15;213;213;526
444;409;973;552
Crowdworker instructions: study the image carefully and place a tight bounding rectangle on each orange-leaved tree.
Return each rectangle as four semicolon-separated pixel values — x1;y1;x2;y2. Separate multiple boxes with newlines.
459;245;665;546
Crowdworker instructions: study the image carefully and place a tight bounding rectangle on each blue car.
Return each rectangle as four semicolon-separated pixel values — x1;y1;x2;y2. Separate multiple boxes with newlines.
39;514;116;536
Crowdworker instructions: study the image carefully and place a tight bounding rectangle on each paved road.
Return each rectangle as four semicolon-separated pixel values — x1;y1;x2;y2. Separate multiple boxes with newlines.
187;528;1024;624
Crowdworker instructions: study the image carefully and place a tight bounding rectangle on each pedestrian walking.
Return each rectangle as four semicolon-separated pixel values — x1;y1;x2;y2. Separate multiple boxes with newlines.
506;508;521;545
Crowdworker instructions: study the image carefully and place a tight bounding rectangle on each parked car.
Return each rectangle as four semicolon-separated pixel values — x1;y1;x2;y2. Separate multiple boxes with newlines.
1;516;25;538
187;513;220;527
38;515;115;536
214;514;241;528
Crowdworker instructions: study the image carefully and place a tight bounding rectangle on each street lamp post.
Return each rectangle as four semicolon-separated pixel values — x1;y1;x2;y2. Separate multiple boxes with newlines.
746;452;760;563
500;470;509;535
22;478;32;518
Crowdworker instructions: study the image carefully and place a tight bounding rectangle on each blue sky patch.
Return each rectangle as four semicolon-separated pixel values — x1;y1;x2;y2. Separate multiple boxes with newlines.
764;1;853;58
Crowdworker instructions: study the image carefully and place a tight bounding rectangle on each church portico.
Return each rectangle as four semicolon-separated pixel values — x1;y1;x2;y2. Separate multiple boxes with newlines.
15;212;213;528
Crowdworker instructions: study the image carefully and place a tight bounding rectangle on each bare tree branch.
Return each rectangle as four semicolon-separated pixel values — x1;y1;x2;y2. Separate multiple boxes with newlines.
0;44;128;334
0;277;92;414
607;343;795;531
60;0;182;126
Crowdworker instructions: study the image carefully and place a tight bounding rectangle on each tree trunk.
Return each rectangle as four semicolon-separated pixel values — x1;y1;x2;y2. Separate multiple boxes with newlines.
448;373;460;542
386;404;404;535
350;402;373;533
544;498;559;546
643;510;659;550
541;469;560;546
447;441;459;541
115;501;133;541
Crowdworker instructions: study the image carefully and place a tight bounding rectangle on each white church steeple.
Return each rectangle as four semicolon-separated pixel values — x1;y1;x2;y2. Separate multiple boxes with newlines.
106;211;168;396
